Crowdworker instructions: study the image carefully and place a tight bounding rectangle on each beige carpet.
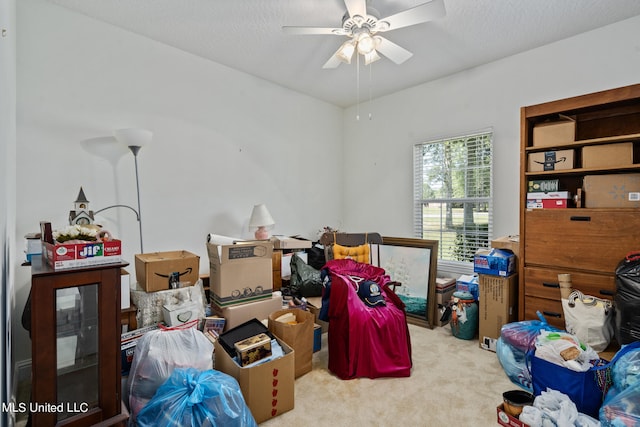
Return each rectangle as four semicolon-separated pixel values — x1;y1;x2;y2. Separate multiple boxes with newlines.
260;323;515;426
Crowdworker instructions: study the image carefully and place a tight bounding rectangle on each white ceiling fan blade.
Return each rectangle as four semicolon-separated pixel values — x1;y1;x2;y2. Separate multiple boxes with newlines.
344;0;367;19
375;37;413;64
378;0;446;31
323;54;343;69
282;26;343;35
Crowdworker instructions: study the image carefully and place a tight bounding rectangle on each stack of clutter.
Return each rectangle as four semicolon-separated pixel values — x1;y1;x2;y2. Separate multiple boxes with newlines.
474;238;519;352
214;319;295;423
130;250;205;329
206;234;282;332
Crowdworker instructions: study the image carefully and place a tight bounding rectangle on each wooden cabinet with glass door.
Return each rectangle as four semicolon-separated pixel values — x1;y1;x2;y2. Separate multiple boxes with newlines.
30;257;129;427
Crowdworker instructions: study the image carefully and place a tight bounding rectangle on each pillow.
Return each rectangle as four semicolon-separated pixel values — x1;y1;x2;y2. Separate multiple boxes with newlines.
332;243;370;264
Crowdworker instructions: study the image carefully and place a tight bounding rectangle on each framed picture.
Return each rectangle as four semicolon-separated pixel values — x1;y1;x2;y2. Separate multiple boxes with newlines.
372;237;439;328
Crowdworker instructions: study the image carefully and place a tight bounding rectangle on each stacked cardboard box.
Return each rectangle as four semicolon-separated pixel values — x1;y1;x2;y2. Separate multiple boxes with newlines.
207;240;281;331
134;250;203;327
478;237;519;352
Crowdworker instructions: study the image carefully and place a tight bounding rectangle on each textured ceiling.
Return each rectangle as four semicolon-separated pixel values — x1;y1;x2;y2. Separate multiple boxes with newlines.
49;0;640;107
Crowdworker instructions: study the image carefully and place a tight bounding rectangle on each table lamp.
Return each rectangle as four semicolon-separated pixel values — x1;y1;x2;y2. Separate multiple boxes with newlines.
249;204;275;240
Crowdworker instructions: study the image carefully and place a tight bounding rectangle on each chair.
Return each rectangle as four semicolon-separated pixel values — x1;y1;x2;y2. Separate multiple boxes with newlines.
318;233;412;380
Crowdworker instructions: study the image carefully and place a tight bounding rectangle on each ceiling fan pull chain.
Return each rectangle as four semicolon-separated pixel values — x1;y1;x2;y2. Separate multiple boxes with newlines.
356;53;361;120
368;62;373;120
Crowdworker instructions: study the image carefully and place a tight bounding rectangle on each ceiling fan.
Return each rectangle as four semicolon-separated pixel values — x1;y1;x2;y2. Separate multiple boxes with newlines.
283;0;446;69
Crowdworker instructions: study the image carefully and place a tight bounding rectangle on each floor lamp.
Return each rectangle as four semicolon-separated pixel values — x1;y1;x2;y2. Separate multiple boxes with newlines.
114;128;152;254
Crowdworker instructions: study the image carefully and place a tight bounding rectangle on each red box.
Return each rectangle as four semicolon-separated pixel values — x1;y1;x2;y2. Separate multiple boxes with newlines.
542;199;567;209
42;239;122;270
497;404;530;427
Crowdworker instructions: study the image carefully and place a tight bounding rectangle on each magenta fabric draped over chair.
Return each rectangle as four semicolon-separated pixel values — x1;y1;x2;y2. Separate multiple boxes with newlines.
322;259;412;379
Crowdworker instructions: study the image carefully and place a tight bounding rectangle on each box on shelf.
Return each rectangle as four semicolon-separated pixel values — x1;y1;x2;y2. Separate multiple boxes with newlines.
527;198;568;209
582;142;633;169
207;241;273;307
528;149;574;172
527;179;559;193
270;236;312;250
135;250;200;293
42;239;122;270
532;118;575;148
215;320;295;424
478;274;518;352
210;295;283;331
456;274;479;301
583;173;640;208
473;248;516;277
526;191;571;209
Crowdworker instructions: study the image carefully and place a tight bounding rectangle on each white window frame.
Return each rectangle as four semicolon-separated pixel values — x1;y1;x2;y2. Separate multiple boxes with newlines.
413;129;493;271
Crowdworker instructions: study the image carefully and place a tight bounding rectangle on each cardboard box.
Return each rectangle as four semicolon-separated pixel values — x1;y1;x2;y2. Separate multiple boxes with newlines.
270;236;312;250
210;296;283;331
526;191;571;199
528;149;574;172
582;142;633;169
207;241;273;306
479;274;518;352
135;250;200;293
215;336;294;424
497;403;530;427
532;118;575;147
583;173;640;208
527;198;568;209
162;300;203;326
42;239;122;270
473;248;516;277
491;236;519;259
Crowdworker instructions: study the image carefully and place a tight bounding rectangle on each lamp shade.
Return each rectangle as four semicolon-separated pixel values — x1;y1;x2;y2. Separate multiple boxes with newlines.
80;136;129;166
113;128;153;149
249;204;275;229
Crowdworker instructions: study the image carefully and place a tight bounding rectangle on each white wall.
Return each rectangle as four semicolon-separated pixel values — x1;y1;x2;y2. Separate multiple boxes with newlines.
14;0;343;362
13;0;640;367
342;15;640;239
1;0;16;423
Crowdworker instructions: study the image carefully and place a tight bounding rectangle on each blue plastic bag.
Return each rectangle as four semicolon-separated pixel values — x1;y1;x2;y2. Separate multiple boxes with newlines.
496;312;560;392
136;368;257;427
600;382;640;426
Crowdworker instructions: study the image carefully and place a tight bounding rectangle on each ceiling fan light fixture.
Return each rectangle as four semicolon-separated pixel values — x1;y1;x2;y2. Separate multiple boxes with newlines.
356;33;376;54
335;39;356;64
363;49;381;65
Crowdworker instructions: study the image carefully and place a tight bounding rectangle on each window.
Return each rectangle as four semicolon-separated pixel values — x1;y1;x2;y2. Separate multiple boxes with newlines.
413;129;493;264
